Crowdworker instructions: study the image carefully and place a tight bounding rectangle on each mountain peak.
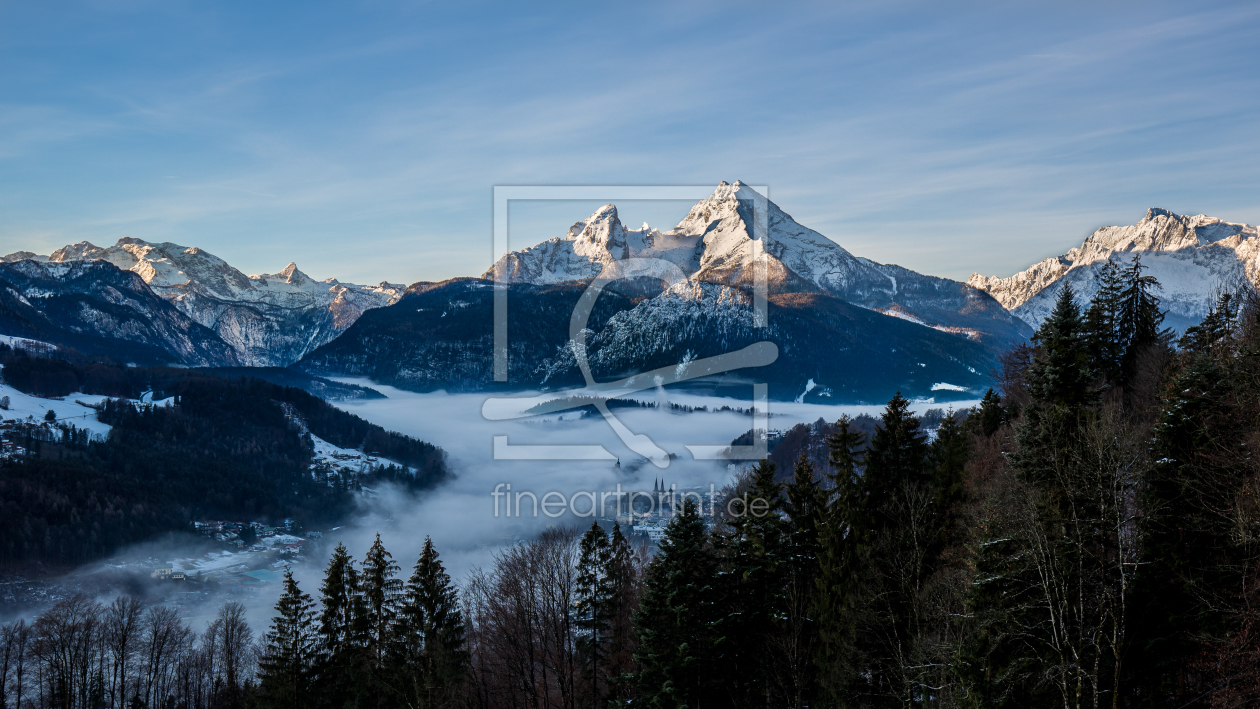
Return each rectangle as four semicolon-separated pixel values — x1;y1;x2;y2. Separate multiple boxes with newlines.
50;241;106;262
971;207;1260;331
566;204;627;258
1144;207;1181;222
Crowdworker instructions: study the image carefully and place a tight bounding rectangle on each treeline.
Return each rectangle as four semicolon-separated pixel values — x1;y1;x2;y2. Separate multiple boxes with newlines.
0;364;449;566
252;258;1260;709
10;258;1260;708
0;349;448;475
244;525;642;709
0;597;256;709
610;259;1260;708
251;536;474;709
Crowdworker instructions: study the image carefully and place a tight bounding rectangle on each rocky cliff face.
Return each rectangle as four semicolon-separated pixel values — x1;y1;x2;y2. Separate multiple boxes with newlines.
4;238;404;365
300;276;998;403
0;260;238;365
485;181;1032;345
967;208;1260;331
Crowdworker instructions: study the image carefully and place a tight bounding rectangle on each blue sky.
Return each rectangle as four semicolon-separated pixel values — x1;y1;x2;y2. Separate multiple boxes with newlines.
1;1;1258;285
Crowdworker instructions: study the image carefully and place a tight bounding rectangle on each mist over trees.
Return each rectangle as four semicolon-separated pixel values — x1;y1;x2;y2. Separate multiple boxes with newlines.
0;360;448;566
7;262;1260;708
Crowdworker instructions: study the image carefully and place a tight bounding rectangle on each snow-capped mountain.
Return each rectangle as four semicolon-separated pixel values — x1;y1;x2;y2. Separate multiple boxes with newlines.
967;208;1260;331
299;277;997;402
486;181;1031;344
0;260;238;365
3;238;405;366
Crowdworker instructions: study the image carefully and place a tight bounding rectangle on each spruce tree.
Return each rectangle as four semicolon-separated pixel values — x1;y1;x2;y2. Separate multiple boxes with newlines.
861;392;930;513
930;408;969;549
634;499;720;709
605;522;639;705
781;452;825;707
575;522;613;708
1018;282;1096;492
1083;259;1125;384
1179;291;1237;352
1127;352;1245;704
258;569;318;709
972;388;1006;437
360;534;403;674
815;415;866;700
396;536;468;709
316;543;362;707
816;396;943;705
1027;282;1095;409
1117;254;1165;386
969;277;1144;707
719;458;786;707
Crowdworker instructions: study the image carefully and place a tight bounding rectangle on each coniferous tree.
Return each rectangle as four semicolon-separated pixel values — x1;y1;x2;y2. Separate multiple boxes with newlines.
967;276;1148;709
815;415;866;701
605;522;640;706
1126;338;1249;705
718;458;786;707
316;543;362;707
634;499;720;709
1027;283;1095;410
358;534;403;704
816;395;945;706
974;285;1097;706
1179;291;1238;352
780;452;825;708
574;522;613;708
395;536;468;709
1117;254;1165;386
257;569;317;709
1083;259;1126;384
972;388;1006;437
930;408;970;550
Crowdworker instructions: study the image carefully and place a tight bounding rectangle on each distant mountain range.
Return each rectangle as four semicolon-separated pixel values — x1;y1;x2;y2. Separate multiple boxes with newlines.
969;207;1260;332
2;238;403;366
298;278;1001;401
303;183;1026;401
3;188;1253;401
0;259;236;365
487;181;1031;346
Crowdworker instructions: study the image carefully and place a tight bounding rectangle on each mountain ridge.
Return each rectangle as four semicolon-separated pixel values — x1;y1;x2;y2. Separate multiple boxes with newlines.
3;238;406;366
486;181;1032;345
968;207;1260;330
0;260;239;365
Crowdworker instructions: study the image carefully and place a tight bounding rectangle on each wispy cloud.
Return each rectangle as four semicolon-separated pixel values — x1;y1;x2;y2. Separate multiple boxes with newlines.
0;1;1257;284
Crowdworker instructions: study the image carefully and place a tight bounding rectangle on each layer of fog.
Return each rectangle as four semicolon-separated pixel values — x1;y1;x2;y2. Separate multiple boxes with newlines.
7;378;976;631
307;380;978;591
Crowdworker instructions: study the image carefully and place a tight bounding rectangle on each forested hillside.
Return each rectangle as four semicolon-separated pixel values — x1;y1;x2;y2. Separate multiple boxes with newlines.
0;350;448;566
7;260;1260;709
240;261;1260;709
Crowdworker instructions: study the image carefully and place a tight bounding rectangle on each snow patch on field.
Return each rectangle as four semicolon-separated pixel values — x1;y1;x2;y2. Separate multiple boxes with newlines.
794;378;817;403
0;368;115;437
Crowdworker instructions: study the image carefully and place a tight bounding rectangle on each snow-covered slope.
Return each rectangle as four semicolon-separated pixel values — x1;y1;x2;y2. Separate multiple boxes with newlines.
4;238;405;366
0;260;240;365
968;208;1260;331
300;277;998;402
487;204;702;284
0;368;116;441
486;182;1030;344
